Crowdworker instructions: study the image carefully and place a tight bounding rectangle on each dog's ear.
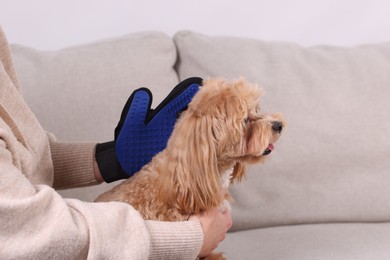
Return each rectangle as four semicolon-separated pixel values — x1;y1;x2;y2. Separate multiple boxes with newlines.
231;162;246;183
161;113;224;214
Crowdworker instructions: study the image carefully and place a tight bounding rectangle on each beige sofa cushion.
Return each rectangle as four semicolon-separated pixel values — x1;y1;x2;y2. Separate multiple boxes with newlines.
11;32;179;201
218;223;390;260
11;31;179;142
175;31;390;231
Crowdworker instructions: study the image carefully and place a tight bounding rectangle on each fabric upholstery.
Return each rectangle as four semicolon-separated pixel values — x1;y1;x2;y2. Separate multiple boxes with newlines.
217;223;390;260
11;31;179;142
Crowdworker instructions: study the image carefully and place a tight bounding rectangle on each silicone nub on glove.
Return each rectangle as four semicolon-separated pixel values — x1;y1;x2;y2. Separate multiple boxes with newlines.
95;77;202;183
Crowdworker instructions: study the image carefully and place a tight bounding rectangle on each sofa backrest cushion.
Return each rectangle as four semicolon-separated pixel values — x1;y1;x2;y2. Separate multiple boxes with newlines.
11;31;179;142
175;31;390;231
11;32;179;201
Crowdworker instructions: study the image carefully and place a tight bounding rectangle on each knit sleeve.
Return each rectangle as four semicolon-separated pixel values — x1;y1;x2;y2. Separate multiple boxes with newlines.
49;136;100;189
146;220;204;259
0;138;203;259
0;27;21;91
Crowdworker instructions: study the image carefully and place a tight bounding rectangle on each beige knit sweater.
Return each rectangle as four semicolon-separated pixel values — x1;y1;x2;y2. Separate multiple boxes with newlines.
0;27;203;259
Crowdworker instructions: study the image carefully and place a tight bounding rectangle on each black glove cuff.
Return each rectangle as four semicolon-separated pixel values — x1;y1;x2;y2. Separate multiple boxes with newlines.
95;141;128;183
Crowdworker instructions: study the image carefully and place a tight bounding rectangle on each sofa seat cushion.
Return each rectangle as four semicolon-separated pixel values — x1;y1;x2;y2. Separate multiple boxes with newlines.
217;223;390;260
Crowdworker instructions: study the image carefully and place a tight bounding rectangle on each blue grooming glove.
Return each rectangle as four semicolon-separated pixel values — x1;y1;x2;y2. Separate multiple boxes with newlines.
95;77;202;183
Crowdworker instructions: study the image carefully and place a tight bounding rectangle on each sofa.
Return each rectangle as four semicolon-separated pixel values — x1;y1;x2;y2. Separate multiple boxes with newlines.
11;30;390;259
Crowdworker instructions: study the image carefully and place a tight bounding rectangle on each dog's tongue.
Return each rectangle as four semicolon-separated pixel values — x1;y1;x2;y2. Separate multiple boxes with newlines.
267;144;274;151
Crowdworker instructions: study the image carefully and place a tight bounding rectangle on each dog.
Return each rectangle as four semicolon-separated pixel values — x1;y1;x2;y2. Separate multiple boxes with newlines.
95;78;285;259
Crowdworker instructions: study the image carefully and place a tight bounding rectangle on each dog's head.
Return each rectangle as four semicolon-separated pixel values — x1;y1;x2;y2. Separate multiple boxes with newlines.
162;78;285;214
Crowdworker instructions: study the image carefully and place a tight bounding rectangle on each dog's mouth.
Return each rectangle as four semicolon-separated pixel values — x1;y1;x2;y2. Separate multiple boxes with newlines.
262;144;274;156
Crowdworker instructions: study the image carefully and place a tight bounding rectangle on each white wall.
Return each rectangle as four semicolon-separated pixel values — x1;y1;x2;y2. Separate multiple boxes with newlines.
1;0;390;50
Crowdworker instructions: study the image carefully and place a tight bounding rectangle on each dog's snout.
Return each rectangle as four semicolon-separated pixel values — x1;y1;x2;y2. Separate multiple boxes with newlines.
272;121;283;133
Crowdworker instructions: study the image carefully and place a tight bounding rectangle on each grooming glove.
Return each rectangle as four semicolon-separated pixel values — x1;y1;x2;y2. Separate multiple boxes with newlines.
95;77;202;182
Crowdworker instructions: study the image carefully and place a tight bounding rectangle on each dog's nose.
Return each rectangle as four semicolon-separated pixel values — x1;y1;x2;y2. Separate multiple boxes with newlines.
272;121;283;133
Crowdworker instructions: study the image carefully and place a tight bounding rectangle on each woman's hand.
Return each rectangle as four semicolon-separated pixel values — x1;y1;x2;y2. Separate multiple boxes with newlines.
190;206;232;257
